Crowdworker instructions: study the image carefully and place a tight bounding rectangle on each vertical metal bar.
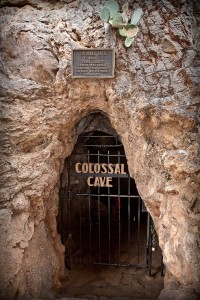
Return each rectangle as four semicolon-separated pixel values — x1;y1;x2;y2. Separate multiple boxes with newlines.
146;212;150;266
88;150;92;263
148;217;153;276
60;173;64;244
89;194;92;262
128;172;131;265
98;150;101;263
118;151;121;264
108;150;111;263
161;253;164;276
137;197;141;265
78;196;82;263
67;157;72;269
78;154;82;264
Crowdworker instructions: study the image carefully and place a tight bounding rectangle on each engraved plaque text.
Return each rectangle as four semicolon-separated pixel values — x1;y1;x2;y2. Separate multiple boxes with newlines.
72;49;115;78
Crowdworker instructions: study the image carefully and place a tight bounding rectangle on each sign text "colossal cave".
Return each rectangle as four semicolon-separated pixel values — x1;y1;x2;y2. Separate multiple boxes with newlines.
75;163;127;187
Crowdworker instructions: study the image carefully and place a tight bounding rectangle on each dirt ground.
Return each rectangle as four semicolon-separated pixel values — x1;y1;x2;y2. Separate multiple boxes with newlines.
57;216;164;300
57;263;164;299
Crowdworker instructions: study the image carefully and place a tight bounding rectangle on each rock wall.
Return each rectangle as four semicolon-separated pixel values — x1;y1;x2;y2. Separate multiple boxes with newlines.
0;0;199;299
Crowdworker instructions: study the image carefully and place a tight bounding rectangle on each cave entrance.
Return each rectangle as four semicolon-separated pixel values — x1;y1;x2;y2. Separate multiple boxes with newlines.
59;128;163;276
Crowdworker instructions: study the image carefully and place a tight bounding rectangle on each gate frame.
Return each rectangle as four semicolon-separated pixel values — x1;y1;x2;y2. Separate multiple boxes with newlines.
60;132;164;276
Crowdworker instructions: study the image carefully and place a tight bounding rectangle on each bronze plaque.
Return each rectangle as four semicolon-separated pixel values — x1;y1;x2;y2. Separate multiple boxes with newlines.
72;49;115;78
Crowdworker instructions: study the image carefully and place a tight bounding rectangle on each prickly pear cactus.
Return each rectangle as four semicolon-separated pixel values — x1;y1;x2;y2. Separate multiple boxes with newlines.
125;37;134;47
131;8;143;25
100;7;110;22
112;12;123;27
106;0;119;18
99;1;143;47
122;2;129;12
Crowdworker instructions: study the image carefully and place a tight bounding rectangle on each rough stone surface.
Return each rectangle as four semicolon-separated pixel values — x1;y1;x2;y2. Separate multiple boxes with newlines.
0;0;199;300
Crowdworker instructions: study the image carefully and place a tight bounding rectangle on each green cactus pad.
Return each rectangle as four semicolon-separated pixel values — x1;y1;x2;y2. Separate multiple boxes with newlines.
106;0;119;18
122;2;129;12
99;1;140;48
112;12;123;26
125;36;134;47
126;27;138;37
100;7;110;22
119;28;127;37
131;8;143;25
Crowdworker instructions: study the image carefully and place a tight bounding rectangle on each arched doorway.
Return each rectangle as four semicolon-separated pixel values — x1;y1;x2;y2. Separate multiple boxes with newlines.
57;113;164;298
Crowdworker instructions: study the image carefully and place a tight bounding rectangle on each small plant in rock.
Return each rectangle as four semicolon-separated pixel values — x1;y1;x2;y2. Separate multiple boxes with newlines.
99;0;143;47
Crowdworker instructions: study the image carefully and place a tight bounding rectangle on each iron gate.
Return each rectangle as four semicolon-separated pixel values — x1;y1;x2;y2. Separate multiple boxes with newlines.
60;133;163;276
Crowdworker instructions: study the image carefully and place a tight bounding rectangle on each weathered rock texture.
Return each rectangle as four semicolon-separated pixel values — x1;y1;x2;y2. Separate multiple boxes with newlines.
0;0;199;299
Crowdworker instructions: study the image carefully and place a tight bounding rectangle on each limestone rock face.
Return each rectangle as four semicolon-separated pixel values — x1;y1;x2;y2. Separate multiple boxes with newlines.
0;0;199;299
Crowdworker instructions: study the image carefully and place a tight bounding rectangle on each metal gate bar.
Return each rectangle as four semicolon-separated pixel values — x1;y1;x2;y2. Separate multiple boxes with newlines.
88;150;92;263
67;157;72;269
118;150;121;263
138;197;141;264
97;150;101;263
108;150;111;264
